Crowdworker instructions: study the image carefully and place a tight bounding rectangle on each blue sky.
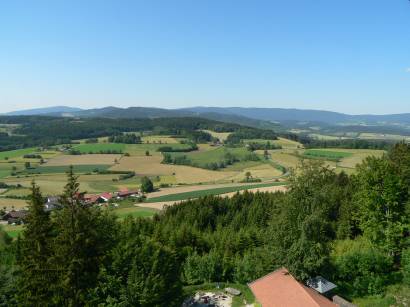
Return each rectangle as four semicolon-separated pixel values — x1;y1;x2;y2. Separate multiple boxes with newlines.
1;0;409;114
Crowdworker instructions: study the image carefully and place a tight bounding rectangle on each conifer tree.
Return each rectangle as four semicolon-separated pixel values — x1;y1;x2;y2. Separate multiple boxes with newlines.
17;181;53;305
52;166;116;306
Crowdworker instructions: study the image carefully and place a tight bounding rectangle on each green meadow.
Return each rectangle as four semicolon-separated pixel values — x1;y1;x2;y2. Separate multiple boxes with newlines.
303;149;353;161
73;143;126;153
0;148;37;160
146;182;286;203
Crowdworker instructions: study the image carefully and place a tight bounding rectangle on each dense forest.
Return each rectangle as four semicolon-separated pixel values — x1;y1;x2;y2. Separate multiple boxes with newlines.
1;143;409;305
0;116;278;151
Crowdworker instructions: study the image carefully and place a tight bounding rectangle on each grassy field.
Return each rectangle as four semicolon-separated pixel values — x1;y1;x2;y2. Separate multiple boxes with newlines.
124;143;193;156
227;162;284;181
3;173;123;195
303;149;353;161
273;137;303;149
2;224;23;238
169;146;256;168
202;130;231;142
73;143;126;153
308;133;347;140
258;148;385;174
141;135;179;144
0;148;38;160
110;155;237;184
113;206;159;219
146;182;286;203
359;132;410;141
0;198;28;210
44;154;120;166
21;164;111;174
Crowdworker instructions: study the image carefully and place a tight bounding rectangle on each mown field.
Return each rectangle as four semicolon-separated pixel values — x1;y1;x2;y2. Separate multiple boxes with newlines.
21;164;111;175
146;182;286;203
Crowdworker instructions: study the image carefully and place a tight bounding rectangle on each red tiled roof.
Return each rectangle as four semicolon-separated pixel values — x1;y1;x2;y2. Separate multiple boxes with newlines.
84;194;99;203
248;268;338;307
117;190;139;197
99;192;112;200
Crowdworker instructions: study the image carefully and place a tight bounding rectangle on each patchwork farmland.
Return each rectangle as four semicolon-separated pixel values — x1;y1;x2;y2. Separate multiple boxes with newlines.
0;129;385;240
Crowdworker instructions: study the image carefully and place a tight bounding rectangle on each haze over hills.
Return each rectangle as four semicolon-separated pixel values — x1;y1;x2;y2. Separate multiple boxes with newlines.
6;106;83;116
4;106;410;126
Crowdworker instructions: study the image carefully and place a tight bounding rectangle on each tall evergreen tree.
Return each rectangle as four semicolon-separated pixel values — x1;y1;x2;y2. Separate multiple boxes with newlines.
16;181;53;305
52;166;116;306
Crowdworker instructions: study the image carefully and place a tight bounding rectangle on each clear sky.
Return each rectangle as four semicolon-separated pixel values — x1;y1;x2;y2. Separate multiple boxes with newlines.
1;0;409;114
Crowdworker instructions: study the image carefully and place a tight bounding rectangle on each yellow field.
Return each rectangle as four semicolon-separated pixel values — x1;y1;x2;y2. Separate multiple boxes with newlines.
266;150;303;169
110;155;237;184
0;198;28;210
45;154;120;166
309;134;347;140
202;130;231;142
260;148;385;173
336;149;385;168
272;137;303;149
359;133;410;142
141;135;179;144
228;163;283;181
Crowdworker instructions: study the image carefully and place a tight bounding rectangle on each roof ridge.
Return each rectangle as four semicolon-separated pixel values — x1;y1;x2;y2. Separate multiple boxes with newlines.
247;267;287;286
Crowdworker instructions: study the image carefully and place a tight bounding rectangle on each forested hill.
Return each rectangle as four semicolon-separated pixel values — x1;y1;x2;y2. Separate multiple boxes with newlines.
6;105;410;125
4;106;279;130
0;115;278;151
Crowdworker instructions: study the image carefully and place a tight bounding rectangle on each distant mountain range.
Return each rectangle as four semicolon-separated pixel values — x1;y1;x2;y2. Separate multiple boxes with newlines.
6;106;83;116
4;106;410;126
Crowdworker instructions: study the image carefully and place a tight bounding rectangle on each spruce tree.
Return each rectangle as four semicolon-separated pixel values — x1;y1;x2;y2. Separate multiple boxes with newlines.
17;181;53;305
52;166;116;306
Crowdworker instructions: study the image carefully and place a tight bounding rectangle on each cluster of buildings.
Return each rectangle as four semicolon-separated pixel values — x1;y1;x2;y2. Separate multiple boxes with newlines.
1;188;141;225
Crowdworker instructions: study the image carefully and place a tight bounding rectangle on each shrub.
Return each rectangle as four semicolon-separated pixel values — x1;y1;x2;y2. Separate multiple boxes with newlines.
402;247;410;284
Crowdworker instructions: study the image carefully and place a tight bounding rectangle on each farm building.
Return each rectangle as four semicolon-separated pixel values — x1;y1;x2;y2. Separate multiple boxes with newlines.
116;188;140;199
98;192;113;202
84;194;100;204
84;192;113;204
2;210;28;224
248;268;343;307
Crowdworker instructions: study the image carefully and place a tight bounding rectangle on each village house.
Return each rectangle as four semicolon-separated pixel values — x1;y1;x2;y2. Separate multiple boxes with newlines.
248;268;354;307
2;210;28;225
98;192;113;203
